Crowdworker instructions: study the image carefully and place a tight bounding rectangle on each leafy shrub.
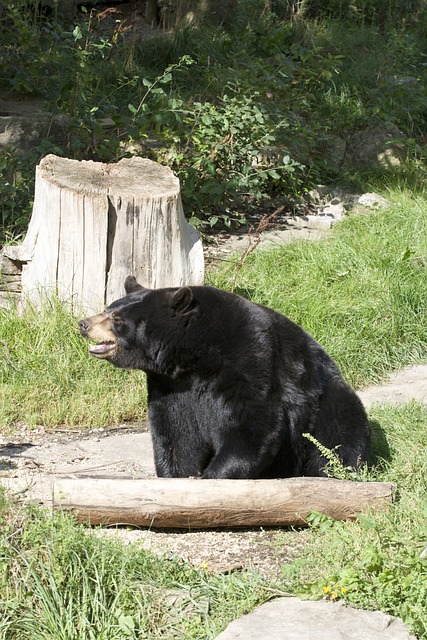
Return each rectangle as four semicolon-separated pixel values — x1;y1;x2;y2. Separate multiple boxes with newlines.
0;152;34;243
2;0;427;234
163;89;305;221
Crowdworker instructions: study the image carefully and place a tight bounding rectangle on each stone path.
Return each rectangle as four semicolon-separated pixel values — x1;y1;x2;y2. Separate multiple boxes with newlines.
358;365;427;407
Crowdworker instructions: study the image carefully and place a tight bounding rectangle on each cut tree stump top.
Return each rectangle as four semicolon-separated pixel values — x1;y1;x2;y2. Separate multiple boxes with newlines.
40;155;181;198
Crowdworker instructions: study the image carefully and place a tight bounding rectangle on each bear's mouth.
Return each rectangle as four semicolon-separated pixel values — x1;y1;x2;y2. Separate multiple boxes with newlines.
88;341;117;358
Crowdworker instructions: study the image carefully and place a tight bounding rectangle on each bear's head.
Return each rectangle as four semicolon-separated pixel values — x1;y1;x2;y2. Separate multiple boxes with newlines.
78;276;197;375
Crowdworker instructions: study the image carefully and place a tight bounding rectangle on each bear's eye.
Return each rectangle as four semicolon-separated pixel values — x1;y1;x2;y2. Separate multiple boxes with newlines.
111;312;125;330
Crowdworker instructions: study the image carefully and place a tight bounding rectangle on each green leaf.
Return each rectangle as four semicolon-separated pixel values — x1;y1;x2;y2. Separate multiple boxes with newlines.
117;613;135;635
73;26;83;40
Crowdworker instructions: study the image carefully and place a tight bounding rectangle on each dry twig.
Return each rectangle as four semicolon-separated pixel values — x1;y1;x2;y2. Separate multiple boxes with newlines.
232;205;286;286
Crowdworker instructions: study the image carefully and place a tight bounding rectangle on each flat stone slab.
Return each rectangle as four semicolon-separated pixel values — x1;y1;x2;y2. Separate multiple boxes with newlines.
358;365;427;406
214;597;416;640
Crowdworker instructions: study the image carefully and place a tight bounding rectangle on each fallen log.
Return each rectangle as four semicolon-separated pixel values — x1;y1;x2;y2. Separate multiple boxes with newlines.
53;477;394;528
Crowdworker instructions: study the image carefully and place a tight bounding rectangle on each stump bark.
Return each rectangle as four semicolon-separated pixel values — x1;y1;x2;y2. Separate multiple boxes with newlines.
1;155;203;314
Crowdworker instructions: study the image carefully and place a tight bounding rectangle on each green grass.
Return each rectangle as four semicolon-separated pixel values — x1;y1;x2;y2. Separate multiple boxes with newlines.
210;188;427;388
0;401;426;637
1;182;426;637
0;502;266;639
1;187;426;429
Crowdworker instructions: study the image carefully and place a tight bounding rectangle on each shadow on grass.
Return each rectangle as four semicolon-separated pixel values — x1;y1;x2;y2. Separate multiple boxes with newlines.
233;286;258;300
368;419;391;467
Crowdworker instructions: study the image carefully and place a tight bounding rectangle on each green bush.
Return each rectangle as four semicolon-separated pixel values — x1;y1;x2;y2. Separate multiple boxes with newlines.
0;152;34;242
2;0;427;232
164;89;305;222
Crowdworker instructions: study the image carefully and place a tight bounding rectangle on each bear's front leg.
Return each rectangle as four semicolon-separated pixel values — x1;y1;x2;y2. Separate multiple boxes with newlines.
201;432;279;479
150;427;212;478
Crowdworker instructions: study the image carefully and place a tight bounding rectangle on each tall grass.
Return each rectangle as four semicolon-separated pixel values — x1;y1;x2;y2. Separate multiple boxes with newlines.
0;503;265;639
0;299;146;429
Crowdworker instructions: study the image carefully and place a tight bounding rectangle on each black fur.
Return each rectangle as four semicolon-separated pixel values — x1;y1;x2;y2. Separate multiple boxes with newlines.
80;279;370;479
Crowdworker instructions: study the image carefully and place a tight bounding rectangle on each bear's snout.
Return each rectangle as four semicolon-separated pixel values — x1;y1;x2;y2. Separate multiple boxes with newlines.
78;319;90;337
78;313;118;359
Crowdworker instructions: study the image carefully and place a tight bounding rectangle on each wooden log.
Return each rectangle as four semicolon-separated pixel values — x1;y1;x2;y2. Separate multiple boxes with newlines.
11;154;203;314
53;477;394;528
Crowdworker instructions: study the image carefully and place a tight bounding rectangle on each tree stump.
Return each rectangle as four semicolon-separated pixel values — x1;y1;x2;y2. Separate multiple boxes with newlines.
0;155;204;314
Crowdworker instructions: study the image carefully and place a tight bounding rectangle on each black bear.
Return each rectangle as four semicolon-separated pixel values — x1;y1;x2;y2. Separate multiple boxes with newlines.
78;276;370;479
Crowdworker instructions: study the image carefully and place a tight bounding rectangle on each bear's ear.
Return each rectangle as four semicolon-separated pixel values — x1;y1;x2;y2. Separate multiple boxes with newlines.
171;287;194;314
124;275;144;294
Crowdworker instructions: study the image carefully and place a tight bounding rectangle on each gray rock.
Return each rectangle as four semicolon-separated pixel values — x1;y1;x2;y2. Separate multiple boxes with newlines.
288;214;336;231
319;200;346;220
358;192;389;209
0;98;70;155
345;124;406;169
214;597;416;640
288;194;346;231
307;186;360;210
